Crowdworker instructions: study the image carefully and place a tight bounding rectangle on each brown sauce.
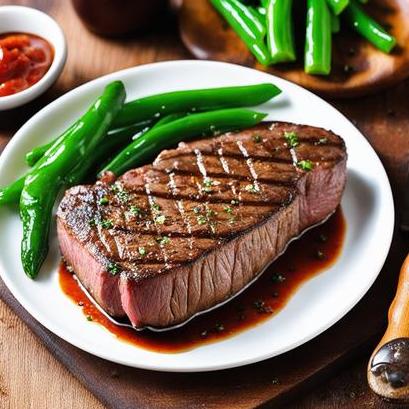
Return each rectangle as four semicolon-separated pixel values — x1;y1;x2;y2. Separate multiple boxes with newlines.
59;207;346;353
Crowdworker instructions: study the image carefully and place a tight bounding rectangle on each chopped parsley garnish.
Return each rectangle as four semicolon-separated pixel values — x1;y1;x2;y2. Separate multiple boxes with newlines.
228;216;237;224
110;183;120;193
206;209;217;218
156;236;170;245
193;206;201;214
99;197;109;206
284;131;299;148
197;215;207;225
111;183;129;203
129;206;141;216
100;219;113;229
107;262;120;275
215;323;225;332
297;160;313;171
151;202;161;212
154;214;166;224
203;179;214;187
138;247;146;256
244;184;260;193
223;206;233;214
86;315;93;322
253;300;273;314
252;134;262;143
202;179;214;193
315;137;328;145
272;273;286;283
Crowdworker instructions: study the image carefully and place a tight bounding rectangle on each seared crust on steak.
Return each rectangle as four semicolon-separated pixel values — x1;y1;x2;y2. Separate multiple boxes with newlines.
57;122;347;328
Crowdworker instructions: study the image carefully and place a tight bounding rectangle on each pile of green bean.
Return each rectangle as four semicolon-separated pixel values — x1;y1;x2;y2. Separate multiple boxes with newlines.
211;0;396;75
0;81;281;278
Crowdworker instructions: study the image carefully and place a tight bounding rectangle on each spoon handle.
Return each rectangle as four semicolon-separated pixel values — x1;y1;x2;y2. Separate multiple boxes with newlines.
368;253;409;401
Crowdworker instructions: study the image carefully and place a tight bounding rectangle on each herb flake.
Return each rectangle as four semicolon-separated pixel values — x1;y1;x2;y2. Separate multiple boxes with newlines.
284;131;299;148
100;219;113;229
197;215;207;225
252;134;262;143
244;184;260;194
297;160;313;172
107;262;120;275
156;236;170;246
129;206;141;216
99;197;109;206
272;273;286;283
223;206;233;214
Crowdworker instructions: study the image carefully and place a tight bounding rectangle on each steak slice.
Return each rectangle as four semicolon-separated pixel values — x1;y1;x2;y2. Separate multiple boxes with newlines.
57;122;347;329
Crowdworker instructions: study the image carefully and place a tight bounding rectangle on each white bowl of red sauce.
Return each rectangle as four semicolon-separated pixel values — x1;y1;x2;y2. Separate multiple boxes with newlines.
0;6;67;110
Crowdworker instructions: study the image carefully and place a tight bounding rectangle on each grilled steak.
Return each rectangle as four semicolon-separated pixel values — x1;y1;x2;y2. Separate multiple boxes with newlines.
57;122;347;329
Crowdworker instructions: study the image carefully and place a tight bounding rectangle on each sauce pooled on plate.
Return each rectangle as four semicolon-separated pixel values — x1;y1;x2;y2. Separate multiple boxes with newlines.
60;207;346;353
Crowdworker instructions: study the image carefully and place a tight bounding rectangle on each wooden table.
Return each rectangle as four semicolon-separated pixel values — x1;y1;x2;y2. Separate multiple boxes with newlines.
0;1;408;408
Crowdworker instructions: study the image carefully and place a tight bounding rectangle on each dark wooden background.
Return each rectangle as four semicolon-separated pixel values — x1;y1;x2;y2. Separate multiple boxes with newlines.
0;1;408;408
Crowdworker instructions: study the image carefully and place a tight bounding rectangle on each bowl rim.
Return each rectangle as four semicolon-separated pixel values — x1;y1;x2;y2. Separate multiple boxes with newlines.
0;5;67;110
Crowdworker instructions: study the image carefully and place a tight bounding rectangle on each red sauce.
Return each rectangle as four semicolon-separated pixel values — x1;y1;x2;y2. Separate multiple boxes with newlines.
59;207;346;353
0;33;54;96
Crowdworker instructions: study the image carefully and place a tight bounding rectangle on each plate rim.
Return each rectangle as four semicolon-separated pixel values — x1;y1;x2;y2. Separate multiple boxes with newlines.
0;60;395;372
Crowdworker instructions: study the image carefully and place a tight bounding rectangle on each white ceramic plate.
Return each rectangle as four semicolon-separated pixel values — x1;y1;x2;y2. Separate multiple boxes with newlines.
0;61;394;372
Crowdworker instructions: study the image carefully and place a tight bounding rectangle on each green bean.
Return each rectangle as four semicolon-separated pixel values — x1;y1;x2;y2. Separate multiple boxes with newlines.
70;112;222;183
20;81;126;278
1;123;80;206
66;122;145;185
266;0;296;64
13;83;280;205
114;83;280;128
331;12;340;33
344;0;396;53
102;108;267;176
305;0;332;75
25;123;76;167
210;0;271;66
325;0;349;15
0;176;25;206
25;120;151;167
27;84;280;164
1;123;143;207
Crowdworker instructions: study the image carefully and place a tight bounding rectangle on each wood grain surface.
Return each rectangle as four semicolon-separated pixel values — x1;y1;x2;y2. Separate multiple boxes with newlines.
0;1;408;408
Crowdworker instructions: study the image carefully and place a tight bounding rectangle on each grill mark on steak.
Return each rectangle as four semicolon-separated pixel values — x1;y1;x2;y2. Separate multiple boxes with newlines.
171;145;344;163
157;168;298;186
143;176;170;267
168;172;195;253
57;121;347;329
236;140;261;194
193;148;217;236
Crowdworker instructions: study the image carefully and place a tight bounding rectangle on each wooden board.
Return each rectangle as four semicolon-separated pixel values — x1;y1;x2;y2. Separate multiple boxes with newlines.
178;0;409;98
0;0;408;408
